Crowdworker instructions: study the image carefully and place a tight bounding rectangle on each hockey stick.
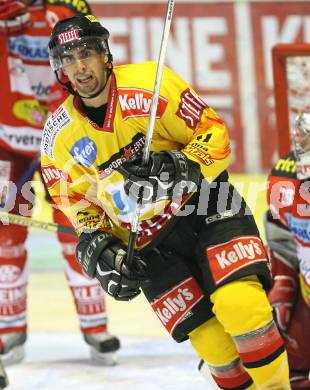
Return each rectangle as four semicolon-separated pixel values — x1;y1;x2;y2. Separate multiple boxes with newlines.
5;155;40;207
0;155;77;235
126;0;175;265
15;155;40;193
0;211;76;235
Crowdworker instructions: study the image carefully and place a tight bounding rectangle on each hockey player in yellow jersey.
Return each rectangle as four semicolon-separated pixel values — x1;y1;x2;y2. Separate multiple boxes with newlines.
41;14;291;389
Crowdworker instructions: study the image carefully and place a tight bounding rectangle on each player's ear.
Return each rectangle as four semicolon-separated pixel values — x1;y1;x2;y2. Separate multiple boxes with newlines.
102;54;109;64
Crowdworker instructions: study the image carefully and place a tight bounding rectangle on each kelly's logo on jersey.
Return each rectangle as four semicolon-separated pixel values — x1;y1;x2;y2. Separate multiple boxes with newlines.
207;236;267;285
117;88;168;120
41;164;72;190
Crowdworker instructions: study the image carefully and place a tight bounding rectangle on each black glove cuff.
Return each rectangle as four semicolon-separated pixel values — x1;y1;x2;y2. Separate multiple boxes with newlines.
165;150;188;181
76;231;118;277
165;150;201;193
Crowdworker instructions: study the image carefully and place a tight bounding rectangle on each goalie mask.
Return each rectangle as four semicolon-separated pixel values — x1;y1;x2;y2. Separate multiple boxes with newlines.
293;108;310;179
48;14;113;98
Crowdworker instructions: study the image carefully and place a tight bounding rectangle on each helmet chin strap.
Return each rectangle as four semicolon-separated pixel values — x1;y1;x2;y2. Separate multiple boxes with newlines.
55;66;113;100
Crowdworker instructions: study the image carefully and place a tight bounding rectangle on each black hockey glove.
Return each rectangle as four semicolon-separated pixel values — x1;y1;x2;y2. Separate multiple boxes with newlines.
76;231;147;301
118;150;201;203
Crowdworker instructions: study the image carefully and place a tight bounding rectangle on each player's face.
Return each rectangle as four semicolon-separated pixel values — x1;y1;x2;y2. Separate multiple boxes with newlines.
62;46;109;97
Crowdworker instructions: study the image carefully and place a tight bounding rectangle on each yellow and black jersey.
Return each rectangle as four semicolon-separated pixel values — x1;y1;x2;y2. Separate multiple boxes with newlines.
41;62;231;248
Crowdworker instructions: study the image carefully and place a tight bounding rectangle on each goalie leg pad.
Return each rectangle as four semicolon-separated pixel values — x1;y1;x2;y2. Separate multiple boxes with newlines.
284;289;310;373
141;248;213;343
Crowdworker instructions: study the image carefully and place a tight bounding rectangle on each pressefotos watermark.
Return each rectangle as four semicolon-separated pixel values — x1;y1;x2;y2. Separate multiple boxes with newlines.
0;166;307;231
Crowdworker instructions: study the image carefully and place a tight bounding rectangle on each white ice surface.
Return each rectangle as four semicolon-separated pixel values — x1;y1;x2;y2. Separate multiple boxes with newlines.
6;333;218;390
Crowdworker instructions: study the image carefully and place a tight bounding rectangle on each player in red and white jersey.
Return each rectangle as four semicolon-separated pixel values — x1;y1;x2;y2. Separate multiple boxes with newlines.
266;108;310;389
0;0;120;366
41;14;292;389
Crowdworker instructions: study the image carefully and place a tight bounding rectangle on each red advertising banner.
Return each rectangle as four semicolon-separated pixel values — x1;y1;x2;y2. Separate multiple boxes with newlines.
91;1;310;173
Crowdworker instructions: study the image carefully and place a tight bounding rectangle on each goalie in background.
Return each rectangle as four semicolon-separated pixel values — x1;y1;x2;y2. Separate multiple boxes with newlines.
265;108;310;389
0;0;120;367
42;14;292;389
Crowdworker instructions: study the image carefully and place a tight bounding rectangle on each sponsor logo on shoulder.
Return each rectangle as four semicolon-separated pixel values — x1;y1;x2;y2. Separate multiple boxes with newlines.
274;157;296;174
41;164;72;190
118;88;168;120
207;236;267;284
176;88;207;130
41;106;71;160
151;277;204;334
70;137;97;168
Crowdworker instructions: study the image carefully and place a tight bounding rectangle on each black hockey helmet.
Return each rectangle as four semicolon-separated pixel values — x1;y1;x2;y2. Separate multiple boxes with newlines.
48;14;113;71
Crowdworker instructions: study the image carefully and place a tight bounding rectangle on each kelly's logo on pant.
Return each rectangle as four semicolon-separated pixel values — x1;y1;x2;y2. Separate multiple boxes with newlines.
151;277;204;334
207;236;267;285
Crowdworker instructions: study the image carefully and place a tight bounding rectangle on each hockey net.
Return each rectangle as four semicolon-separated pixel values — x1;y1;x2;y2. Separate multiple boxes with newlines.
272;43;310;157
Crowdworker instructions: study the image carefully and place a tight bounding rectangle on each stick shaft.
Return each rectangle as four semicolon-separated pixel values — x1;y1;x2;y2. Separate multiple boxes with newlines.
127;0;175;264
0;211;76;236
142;0;174;165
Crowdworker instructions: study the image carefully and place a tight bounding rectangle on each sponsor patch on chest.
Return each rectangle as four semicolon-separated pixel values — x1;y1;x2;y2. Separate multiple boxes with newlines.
207;236;267;285
8;35;49;61
0;124;42;152
41;164;72;190
285;213;310;243
41;106;71;160
70;137;97;168
117;88;168;120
